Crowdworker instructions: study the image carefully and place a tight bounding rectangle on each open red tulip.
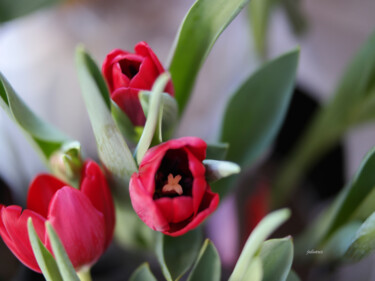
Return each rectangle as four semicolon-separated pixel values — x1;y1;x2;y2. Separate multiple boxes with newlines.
129;137;219;236
0;161;115;273
102;41;174;126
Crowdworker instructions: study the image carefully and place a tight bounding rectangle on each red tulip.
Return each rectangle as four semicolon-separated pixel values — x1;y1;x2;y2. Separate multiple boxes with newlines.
0;161;115;273
102;41;174;126
129;137;219;236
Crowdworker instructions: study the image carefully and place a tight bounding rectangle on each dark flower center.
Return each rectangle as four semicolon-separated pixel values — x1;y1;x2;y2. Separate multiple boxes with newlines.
154;149;193;199
119;59;141;78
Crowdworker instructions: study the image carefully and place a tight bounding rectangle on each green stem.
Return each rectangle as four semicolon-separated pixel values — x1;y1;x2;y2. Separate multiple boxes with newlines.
77;268;92;281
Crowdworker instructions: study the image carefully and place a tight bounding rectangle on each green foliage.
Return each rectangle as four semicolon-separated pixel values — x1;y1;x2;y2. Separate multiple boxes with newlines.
136;73;173;164
345;212;375;261
156;229;202;281
46;222;80;281
0;0;61;23
75;46;137;192
0;72;70;165
28;219;63;281
129;263;157;281
215;49;299;196
274;28;375;207
259;237;294;281
186;240;221;281
229;209;291;281
206;143;229;160
169;0;250;114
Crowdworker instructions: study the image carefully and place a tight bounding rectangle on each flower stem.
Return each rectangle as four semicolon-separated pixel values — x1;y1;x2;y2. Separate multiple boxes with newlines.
77;268;92;281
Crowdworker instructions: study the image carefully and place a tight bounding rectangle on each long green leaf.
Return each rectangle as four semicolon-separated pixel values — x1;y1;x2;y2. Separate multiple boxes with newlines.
0;73;69;164
221;49;299;167
345;211;375;261
248;0;273;57
75;46;137;190
156;229;202;281
168;0;250;113
46;222;80;281
186;240;221;281
129;263;157;281
242;256;263;281
286;270;301;281
27;219;63;281
295;146;375;259
215;49;299;196
136;73;171;164
273;29;375;207
259;237;294;281
229;209;290;281
0;0;61;22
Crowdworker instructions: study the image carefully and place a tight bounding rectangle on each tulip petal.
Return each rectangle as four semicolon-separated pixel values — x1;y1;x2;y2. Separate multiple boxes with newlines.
0;206;46;272
111;63;130;89
135;41;165;74
165;191;219;237
130;56;160;90
80;161;115;248
129;175;169;232
112;87;146;126
102;48;131;92
27;175;66;219
155;196;194;223
47;186;106;270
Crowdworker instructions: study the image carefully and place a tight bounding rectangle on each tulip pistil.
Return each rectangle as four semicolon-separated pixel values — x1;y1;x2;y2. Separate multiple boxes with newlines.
162;174;183;195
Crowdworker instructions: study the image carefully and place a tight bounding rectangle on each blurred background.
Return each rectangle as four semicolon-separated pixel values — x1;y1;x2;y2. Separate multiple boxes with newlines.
0;0;375;280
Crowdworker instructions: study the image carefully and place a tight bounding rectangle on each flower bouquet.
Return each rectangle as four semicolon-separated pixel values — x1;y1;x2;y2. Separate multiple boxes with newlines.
1;0;375;280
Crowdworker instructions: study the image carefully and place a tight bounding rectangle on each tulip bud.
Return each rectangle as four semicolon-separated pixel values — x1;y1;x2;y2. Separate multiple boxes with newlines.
203;159;241;183
50;141;83;187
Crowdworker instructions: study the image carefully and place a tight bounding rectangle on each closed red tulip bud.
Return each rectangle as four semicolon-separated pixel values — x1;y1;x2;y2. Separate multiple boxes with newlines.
0;161;115;273
102;41;174;126
129;137;219;236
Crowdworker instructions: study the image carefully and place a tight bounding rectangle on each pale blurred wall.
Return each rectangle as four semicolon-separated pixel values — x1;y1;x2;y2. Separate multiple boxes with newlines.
0;0;375;275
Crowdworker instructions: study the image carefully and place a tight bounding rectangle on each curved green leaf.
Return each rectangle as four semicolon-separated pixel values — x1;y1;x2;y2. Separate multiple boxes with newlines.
229;209;291;281
156;229;202;281
75;46;137;190
168;0;250;113
129;263;157;281
27;219;63;281
0;73;69;164
46;222;80;281
221;49;299;167
136;73;171;164
259;237;294;281
187;240;221;281
243;256;263;281
346;211;375;261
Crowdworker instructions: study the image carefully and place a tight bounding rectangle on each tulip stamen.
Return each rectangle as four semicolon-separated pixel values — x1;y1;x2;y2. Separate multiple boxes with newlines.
162;174;183;195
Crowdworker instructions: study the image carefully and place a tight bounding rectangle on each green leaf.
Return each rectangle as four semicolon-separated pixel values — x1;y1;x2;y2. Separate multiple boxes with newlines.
242;256;263;281
216;49;299;196
136;73;172;164
75;46;137;191
186;240;221;281
46;222;80;281
0;72;70;164
156;229;202;281
206;143;229;160
111;100;140;142
27;219;63;281
129;263;157;281
273;29;375;207
169;0;250;114
221;49;299;167
286;270;301;281
0;0;61;22
248;0;273;57
318;221;361;263
259;237;294;281
229;209;291;281
345;212;375;261
280;0;307;35
295;146;375;259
